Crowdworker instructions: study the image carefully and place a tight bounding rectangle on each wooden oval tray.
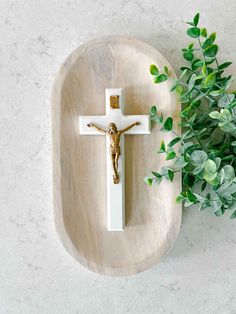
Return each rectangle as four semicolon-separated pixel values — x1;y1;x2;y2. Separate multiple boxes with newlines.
52;36;181;276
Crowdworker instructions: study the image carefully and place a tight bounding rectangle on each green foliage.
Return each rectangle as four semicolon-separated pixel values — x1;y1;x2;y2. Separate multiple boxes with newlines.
163;117;173;131
150;65;168;83
187;27;200;38
145;12;236;219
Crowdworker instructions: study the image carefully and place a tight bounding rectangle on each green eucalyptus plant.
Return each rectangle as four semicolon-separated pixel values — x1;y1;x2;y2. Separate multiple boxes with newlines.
145;13;236;219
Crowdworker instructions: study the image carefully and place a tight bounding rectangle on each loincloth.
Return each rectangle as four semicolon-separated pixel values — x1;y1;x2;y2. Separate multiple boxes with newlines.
110;145;120;155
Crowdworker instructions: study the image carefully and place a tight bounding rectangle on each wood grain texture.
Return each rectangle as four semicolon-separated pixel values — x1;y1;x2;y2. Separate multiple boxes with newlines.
52;36;182;276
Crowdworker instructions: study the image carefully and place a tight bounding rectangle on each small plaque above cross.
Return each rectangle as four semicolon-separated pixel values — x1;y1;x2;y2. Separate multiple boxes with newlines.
79;88;150;231
110;95;120;109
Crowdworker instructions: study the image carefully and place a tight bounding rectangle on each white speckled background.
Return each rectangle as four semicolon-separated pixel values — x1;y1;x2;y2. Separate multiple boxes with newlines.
1;0;236;313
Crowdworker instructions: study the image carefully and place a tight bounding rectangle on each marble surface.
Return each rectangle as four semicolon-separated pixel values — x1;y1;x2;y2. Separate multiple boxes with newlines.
1;0;236;313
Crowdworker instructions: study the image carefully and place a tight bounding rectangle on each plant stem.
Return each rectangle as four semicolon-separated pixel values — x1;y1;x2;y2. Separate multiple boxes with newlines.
188;125;204;149
197;37;207;68
215;57;232;103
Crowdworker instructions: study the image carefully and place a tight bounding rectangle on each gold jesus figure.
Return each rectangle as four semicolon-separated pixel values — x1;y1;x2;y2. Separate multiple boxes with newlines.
87;121;141;184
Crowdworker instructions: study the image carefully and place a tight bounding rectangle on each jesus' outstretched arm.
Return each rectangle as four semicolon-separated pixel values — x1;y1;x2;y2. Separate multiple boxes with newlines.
119;122;141;134
87;123;107;134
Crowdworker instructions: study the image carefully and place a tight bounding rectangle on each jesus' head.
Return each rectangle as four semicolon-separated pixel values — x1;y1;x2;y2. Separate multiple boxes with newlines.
108;122;117;134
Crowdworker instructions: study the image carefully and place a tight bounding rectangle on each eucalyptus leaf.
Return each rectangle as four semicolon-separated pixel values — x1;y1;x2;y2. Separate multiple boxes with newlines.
144;177;153;186
214;208;225;216
204;159;217;173
201;33;216;49
202;63;207;75
174;156;188;169
187;190;197;202
201;181;207;192
168;169;174;182
190;150;208;166
214;157;221;169
211;199;223;212
203;171;217;182
152;171;162;178
166;151;176;160
220;165;235;181
152;172;163;184
187;27;200;38
183;51;194;61
158;140;166;153
220;109;232;121
193;13;200;26
209;89;224;96
164;66;169;75
221;182;236;196
163;117;173;131
204;44;218;57
192;59;203;70
218;94;235;107
230;210;236;219
176;194;185;202
203;72;216;87
218;62;232;70
150;64;159;75
200;28;207;37
154;74;168;84
209;111;221;119
217;181;231;193
184;199;195;207
183;173;195;187
168;137;181;147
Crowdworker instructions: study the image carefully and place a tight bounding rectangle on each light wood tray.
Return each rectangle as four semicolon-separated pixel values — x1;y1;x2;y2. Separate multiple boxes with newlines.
52;36;181;276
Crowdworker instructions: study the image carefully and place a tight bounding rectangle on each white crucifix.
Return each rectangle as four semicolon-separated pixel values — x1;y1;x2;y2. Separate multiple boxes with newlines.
79;88;150;231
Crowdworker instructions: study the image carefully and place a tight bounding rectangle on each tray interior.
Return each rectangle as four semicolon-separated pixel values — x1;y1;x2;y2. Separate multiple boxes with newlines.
52;36;182;276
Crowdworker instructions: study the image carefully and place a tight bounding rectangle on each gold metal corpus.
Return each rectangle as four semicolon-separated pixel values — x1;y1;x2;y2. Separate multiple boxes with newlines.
110;95;120;109
87;121;141;184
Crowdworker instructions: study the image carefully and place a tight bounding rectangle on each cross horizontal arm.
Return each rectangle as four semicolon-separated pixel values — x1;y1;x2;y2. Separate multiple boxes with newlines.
79;116;108;135
79;115;150;135
122;115;150;134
